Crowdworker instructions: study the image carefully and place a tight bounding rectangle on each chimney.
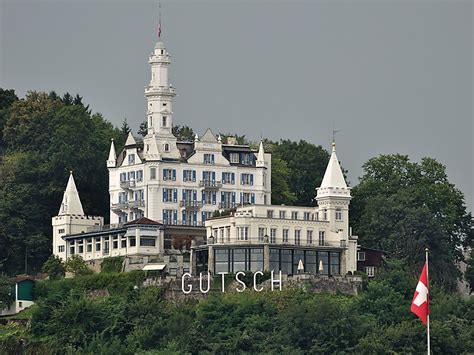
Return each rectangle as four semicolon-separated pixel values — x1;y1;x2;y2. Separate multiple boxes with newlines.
227;136;237;145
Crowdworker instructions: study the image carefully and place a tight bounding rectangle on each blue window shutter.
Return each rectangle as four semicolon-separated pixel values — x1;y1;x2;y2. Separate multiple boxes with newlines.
211;155;215;164
251;193;255;204
212;191;216;205
192;170;196;182
240;174;244;185
183;190;187;200
202;171;205;180
182;210;187;222
202;191;206;204
173;210;178;224
240;153;244;163
193;190;197;201
193;211;197;225
163;188;167;202
231;173;235;184
221;192;225;203
250;174;254;186
163;210;167;223
172;170;176;181
173;189;178;202
232;192;236;203
212;171;216;182
202;211;206;223
222;172;225;181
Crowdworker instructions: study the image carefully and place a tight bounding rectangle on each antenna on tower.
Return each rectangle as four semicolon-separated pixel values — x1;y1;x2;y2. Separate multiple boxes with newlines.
332;129;340;144
158;3;162;40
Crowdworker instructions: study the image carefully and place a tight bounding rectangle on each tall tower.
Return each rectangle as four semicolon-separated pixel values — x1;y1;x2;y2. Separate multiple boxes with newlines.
143;34;180;159
315;142;351;235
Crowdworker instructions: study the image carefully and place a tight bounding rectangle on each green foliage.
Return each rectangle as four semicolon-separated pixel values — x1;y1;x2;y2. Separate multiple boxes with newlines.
42;255;65;280
0;90;122;276
0;276;15;309
172;125;195;141
465;249;474;292
100;256;124;273
64;255;93;277
271;139;331;206
121;118;131;138
219;132;248;145
351;154;473;290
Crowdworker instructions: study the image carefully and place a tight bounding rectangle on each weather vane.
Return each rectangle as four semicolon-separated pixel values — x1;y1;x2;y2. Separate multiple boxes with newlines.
332;129;340;144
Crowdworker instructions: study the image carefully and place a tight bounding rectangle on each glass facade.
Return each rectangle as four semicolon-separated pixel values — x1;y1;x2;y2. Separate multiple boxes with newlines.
213;248;265;274
268;249;340;276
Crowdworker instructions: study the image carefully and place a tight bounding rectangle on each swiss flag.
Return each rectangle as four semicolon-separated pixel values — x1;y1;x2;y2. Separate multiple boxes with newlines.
411;263;429;325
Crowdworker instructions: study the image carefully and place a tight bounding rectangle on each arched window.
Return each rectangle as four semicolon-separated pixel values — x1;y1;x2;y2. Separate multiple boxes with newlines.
164;143;170;152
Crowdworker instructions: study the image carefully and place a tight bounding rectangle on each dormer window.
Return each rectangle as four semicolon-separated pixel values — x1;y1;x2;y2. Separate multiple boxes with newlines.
128;154;135;165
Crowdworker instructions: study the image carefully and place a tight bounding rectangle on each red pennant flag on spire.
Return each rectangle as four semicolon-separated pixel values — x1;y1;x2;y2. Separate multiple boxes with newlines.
411;263;429;325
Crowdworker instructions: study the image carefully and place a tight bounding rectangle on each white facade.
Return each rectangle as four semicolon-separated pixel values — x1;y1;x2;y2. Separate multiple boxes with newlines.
107;39;271;227
200;142;358;275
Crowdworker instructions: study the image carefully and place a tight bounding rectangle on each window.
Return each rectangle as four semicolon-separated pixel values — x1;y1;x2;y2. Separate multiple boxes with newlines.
267;210;274;218
137;170;143;181
86;238;92;253
365;266;375;277
183;170;195;182
95;238;101;252
128;154;135;164
58;245;65;253
291;211;298;220
323;209;328;220
222;172;234;184
203;154;215;165
58;228;65;234
241;173;253;185
150;167;157;180
241;153;251;165
241;192;252;205
163;168;176;181
121;238;127;248
164;143;170;152
226;227;231;242
294;230;301;245
336;208;342;221
140;238;156;247
357;251;366;261
237;226;249;240
120;172;127;181
319;231;325;246
113;237;118;249
270;228;277;243
129;238;136;247
162;116;167;127
163;188;173;202
283;229;289;243
279;211;286;219
304;212;311;221
258;227;265;242
230;153;239;163
77;240;84;254
307;230;313;244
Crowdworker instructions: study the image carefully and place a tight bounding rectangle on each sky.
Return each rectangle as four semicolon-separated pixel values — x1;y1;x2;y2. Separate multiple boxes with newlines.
1;0;472;212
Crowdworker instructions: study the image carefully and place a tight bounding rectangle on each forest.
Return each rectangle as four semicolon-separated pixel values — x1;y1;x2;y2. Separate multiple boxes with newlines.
0;88;473;353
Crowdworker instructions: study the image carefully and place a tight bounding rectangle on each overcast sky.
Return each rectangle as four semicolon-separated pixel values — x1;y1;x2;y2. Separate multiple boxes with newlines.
1;0;472;212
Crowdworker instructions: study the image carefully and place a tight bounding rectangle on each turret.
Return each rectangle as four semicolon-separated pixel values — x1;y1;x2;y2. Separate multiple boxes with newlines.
107;139;116;168
256;140;266;168
315;142;351;234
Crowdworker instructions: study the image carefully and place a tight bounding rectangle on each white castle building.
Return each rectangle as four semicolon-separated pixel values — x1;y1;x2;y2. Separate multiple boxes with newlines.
191;142;358;276
106;38;271;227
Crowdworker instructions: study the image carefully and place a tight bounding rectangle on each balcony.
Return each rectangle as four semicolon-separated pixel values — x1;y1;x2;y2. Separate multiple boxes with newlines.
111;202;129;211
180;200;203;210
219;202;236;209
129;200;145;209
199;180;222;190
120;180;137;189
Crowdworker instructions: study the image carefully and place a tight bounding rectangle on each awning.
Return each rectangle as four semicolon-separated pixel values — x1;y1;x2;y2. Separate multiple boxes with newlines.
142;264;166;271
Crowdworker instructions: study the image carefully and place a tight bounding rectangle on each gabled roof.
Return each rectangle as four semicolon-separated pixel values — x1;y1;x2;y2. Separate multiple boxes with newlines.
124;132;137;147
125;217;162;226
58;172;84;216
200;128;218;143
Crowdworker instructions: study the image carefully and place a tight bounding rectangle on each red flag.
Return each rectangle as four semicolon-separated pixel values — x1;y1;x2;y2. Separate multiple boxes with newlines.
411;263;429;325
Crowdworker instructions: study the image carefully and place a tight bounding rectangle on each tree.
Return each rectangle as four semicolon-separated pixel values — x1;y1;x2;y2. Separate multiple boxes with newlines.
351;154;473;290
121;118;131;138
219;133;247;145
271;140;331;206
0;276;14;310
42;255;65;280
271;157;296;205
465;249;474;292
0;91;122;275
138;121;148;137
64;255;92;276
173;125;195;141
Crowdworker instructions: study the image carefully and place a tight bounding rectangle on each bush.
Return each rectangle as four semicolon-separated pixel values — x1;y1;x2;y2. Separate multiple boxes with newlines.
100;256;124;273
42;255;65;280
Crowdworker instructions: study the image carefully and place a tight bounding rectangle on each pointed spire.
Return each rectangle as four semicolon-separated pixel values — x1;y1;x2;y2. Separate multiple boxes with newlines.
107;138;116;168
194;134;199;142
144;134;161;160
320;142;347;189
125;132;137;147
256;140;266;167
58;172;84;216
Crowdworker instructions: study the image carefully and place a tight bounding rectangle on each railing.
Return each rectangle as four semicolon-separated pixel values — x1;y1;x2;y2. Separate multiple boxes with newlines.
120;180;136;189
180;200;203;209
199;180;222;189
111;202;128;210
219;202;236;209
129;200;145;208
161;220;205;227
86;223;124;232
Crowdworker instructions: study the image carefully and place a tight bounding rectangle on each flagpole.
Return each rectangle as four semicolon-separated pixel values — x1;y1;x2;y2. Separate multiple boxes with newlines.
425;247;430;355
